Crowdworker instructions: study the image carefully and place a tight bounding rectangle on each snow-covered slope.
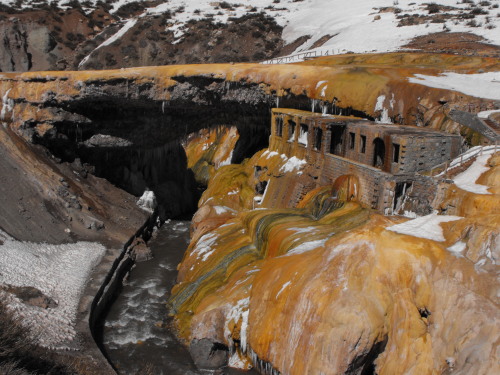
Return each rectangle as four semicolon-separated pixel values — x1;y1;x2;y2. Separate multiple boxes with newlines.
2;0;499;62
277;0;500;58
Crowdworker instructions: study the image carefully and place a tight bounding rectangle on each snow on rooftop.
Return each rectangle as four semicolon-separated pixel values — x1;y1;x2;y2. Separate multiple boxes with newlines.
408;72;500;101
386;213;462;242
0;230;106;349
453;151;495;194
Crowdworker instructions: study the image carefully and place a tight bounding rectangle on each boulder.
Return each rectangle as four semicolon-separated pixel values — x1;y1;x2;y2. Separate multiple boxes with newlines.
189;338;229;370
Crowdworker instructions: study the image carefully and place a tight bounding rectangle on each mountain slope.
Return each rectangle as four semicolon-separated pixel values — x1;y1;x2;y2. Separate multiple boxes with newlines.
0;0;499;71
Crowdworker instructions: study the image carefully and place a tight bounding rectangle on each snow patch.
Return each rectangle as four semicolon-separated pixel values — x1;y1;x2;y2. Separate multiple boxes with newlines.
374;94;391;123
409;72;500;101
477;109;500;119
298;127;309;147
375;95;386;112
217;150;233;168
262;150;280;159
213;205;236;215
137;189;157;212
320;85;328;97
447;241;466;257
1;88;13;120
228;351;249;369
191;232;218;261
79;18;138;67
387;214;462;242
225;297;250;352
276;281;292;299
0;230;106;348
285;238;329;256
280;156;307;174
316;80;327;89
289;226;318;235
453;152;494;195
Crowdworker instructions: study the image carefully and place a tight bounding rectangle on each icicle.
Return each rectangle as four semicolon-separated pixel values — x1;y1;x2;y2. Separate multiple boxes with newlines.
322;102;328;115
162;100;165;114
311;99;317;113
276;96;280;108
1;88;13;120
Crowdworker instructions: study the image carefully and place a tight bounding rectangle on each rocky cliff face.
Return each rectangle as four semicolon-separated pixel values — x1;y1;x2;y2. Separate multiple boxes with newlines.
0;52;499;374
0;3;284;72
0;5;115;71
2;0;500;73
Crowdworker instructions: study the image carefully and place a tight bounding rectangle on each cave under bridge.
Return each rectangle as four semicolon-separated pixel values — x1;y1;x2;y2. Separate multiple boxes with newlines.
25;76;375;220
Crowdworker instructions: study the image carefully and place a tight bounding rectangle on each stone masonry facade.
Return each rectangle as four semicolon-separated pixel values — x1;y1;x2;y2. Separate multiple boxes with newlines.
267;108;462;215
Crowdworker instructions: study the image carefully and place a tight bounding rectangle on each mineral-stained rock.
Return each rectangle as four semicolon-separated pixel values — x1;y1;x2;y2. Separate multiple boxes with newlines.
0;51;499;374
169;146;500;374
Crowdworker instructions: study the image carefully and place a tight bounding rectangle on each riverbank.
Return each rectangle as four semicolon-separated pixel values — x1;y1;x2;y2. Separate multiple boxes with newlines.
0;124;151;373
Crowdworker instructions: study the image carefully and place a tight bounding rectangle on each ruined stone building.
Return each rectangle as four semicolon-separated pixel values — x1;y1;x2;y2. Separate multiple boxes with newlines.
267;108;462;215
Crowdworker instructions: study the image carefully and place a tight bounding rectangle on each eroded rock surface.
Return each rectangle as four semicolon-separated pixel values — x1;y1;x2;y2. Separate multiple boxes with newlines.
169;144;500;374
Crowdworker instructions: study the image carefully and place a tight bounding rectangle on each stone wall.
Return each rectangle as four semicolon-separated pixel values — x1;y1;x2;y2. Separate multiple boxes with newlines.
269;109;455;214
391;134;462;174
320;153;389;210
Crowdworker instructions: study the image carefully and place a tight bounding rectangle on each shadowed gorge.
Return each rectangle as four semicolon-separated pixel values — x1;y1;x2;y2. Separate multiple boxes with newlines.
23;85;274;219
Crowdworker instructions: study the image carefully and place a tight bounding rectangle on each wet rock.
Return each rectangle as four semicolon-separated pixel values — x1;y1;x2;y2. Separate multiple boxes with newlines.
71;158;94;178
83;134;133;148
82;215;105;231
57;186;82;209
189;338;229;370
130;238;153;262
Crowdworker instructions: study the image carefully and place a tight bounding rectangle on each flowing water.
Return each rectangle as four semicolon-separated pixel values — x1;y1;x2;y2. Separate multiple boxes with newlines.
102;220;256;375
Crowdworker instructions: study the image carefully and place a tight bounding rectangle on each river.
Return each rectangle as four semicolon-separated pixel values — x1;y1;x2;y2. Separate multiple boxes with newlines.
102;220;257;375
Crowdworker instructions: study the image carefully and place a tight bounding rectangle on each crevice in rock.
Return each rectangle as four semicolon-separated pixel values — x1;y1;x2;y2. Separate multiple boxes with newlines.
419;307;431;319
346;336;388;375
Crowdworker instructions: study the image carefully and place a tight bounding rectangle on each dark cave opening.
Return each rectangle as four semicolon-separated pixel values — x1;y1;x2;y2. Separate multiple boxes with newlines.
31;75;377;222
37;98;271;220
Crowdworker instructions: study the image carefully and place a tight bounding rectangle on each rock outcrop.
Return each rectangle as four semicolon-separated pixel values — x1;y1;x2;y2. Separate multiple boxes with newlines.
0;4;284;72
169;145;500;374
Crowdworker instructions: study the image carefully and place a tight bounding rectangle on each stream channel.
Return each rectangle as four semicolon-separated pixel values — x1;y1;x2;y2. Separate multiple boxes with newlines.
102;220;257;375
